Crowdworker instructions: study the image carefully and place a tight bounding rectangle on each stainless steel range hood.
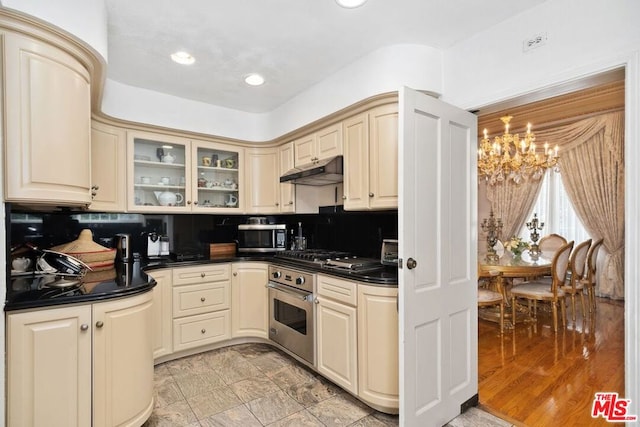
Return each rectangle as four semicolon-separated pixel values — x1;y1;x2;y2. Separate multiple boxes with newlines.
279;155;343;186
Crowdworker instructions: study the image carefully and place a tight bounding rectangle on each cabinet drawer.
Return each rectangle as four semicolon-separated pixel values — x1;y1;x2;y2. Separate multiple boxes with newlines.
173;281;230;318
173;310;231;352
172;264;230;286
317;274;357;306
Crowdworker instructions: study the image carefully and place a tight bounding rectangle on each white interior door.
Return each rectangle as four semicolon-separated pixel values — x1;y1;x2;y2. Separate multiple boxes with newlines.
398;87;478;426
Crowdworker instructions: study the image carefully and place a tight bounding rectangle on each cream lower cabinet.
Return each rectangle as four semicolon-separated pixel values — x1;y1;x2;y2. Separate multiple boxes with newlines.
315;274;358;394
343;104;398;210
172;264;231;352
147;269;174;359
231;262;269;338
7;292;154;427
357;285;399;412
93;293;155;427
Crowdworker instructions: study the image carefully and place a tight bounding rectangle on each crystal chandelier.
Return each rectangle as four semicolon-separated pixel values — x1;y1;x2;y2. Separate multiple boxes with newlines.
477;115;559;185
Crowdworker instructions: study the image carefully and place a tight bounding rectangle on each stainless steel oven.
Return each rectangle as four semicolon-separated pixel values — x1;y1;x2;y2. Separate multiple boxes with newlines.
268;265;314;364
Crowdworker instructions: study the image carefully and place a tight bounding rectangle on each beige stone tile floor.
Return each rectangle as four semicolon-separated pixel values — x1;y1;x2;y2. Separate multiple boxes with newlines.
144;343;511;427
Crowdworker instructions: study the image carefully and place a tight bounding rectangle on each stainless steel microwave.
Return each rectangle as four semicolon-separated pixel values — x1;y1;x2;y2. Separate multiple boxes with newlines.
237;224;287;253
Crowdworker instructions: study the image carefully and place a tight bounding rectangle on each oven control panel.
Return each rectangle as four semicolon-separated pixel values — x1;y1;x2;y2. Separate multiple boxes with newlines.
269;265;314;293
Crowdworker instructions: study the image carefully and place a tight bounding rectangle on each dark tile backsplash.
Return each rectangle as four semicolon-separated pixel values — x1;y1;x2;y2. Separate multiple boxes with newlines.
7;205;397;259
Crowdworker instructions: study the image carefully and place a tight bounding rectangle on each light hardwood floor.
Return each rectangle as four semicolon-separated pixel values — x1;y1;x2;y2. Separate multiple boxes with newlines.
478;297;625;426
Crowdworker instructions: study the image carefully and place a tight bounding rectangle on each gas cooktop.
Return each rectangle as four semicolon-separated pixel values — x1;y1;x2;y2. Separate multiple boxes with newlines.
274;249;383;272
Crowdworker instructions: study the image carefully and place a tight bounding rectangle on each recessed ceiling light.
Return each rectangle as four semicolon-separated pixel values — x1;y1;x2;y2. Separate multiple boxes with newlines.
170;51;195;65
244;73;265;86
335;0;367;8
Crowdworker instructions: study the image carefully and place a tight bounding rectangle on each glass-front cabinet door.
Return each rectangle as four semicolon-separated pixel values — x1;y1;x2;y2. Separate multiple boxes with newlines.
127;132;191;212
191;140;243;212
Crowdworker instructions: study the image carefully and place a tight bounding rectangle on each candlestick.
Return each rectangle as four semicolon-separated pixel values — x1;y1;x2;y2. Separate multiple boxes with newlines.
526;213;544;260
481;209;503;263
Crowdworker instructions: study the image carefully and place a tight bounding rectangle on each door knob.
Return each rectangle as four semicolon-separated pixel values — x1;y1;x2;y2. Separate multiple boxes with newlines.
407;258;418;269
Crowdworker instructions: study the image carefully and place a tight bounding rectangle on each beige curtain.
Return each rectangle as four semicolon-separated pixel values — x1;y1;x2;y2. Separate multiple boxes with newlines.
485;179;543;240
535;111;625;299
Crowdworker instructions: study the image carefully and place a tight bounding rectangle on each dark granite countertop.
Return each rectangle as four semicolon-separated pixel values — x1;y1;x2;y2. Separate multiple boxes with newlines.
5;258;154;312
5;254;398;312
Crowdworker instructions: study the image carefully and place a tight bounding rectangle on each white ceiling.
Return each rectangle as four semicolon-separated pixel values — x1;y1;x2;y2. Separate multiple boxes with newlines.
105;0;546;113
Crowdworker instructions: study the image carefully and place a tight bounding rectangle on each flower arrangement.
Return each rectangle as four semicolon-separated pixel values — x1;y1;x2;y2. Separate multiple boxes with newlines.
504;236;530;257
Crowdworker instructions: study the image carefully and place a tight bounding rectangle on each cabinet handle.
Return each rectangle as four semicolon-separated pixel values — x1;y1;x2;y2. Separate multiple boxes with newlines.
201;272;206;278
369;192;374;197
275;202;279;206
288;201;294;205
95;321;104;328
314;297;319;304
201;297;206;302
80;324;89;331
233;272;238;276
342;195;347;200
201;328;206;334
191;200;196;205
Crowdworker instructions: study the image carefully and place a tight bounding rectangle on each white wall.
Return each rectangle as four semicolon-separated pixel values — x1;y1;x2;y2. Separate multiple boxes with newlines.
442;0;640;110
1;0;108;61
101;44;443;141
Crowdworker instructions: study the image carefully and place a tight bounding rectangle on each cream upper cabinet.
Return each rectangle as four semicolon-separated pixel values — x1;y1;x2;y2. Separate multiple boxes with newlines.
93;292;154;427
147;269;173;360
7;292;154;427
3;31;92;206
90;122;127;212
191;140;243;212
245;147;280;214
315;274;358;394
127;132;243;213
343;104;398;210
231;262;269;339
7;304;92;427
279;142;296;213
357;285;399;412
128;131;191;212
294;123;342;167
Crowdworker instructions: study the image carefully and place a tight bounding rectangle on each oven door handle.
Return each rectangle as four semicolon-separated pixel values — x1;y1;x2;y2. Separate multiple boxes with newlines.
267;282;312;302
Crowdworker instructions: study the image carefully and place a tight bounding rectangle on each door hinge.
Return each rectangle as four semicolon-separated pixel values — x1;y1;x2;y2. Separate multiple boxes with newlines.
398;258;403;269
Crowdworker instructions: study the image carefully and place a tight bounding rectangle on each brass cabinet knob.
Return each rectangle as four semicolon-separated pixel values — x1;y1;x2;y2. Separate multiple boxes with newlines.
288;201;294;205
201;272;206;278
233;272;238;276
95;321;104;328
200;297;206;302
275;202;279;206
342;195;347;200
369;192;374;197
80;324;89;331
201;329;206;334
192;200;197;205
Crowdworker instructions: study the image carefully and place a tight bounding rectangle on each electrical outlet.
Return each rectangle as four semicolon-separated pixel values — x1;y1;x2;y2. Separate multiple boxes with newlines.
523;32;547;52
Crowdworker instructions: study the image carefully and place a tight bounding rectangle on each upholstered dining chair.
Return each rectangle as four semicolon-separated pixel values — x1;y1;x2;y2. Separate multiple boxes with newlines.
561;239;592;321
538;233;568;258
477;269;504;333
511;240;574;332
582;238;604;313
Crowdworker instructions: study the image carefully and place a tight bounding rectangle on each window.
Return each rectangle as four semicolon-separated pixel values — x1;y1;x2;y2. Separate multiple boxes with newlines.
520;171;591;244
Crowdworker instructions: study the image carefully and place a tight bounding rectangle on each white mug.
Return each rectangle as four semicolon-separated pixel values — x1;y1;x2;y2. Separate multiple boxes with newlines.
160;176;170;185
225;194;238;207
12;257;31;272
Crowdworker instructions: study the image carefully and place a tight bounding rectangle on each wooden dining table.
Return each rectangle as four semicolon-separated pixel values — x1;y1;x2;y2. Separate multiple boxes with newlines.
478;252;553;327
